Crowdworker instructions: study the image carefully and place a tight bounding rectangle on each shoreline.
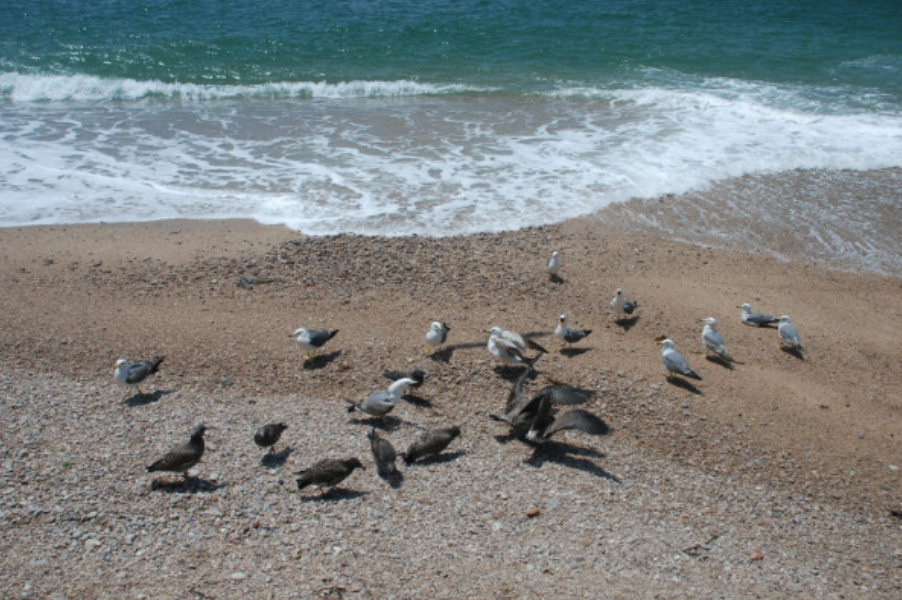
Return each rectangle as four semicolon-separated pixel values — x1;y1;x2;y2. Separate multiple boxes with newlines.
2;215;901;597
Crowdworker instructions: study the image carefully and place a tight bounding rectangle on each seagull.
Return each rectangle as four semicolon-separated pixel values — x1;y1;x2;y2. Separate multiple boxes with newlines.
290;327;339;360
114;356;164;401
546;251;561;278
254;423;288;455
382;368;427;388
739;303;777;327
610;289;638;319
657;338;702;380
778;315;803;350
368;427;399;478
701;317;733;362
296;457;364;494
487;326;548;367
147;424;207;481
491;369;605;443
403;427;461;464
347;377;417;421
425;321;450;355
554;315;592;351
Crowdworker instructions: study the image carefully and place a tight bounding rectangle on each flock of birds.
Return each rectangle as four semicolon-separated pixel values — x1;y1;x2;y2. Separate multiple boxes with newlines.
117;249;804;495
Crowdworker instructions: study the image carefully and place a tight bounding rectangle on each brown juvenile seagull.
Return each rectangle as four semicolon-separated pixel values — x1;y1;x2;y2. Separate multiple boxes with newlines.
147;424;207;481
403;427;461;464
254;423;288;455
296;457;365;494
368;428;399;478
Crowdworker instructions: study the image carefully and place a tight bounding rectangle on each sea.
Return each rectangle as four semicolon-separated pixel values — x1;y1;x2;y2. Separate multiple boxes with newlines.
2;0;901;273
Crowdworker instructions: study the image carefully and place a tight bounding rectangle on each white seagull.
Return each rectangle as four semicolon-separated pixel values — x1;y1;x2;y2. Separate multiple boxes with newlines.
347;378;417;421
290;327;339;360
546;251;561;278
554;314;592;351
114;357;165;401
487;326;547;367
610;288;638;319
738;303;777;327
657;338;701;380
425;321;450;354
701;317;733;362
777;316;803;350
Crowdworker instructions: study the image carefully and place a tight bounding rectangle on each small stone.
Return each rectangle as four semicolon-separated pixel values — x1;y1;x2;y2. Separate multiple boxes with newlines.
231;572;247;580
526;508;541;518
750;552;764;561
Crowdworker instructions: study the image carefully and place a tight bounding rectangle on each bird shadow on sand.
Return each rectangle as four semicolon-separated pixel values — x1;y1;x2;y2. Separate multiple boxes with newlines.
378;472;404;489
150;477;224;494
493;365;536;383
428;347;454;362
549;274;564;285
260;447;293;468
705;355;735;370
400;393;434;409
125;389;175;407
666;376;703;395
615;316;640;331
348;415;410;431
524;442;619;482
298;488;370;503
405;450;466;467
303;351;342;370
559;347;592;359
781;347;805;361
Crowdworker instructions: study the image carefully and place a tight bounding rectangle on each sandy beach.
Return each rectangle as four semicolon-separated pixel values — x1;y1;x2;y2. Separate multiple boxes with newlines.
1;216;901;598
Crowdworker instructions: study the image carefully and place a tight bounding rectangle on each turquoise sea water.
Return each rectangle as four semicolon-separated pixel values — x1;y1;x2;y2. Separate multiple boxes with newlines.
1;0;901;269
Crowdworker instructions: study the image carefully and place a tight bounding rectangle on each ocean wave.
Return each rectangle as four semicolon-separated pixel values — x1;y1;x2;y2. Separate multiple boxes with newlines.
0;72;491;103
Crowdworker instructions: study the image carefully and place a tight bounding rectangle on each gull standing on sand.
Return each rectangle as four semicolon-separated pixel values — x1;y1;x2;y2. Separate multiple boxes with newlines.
147;424;207;481
368;428;399;478
346;377;417;420
657;338;702;380
487;326;548;367
546;251;561;278
554;315;592;351
701;317;733;362
114;356;165;401
290;327;339;360
254;423;288;455
425;321;450;354
610;288;638;319
739;303;777;327
296;458;364;494
777;316;803;350
403;426;461;464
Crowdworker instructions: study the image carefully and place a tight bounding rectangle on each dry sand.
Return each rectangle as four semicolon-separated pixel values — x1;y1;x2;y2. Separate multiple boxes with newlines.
1;217;901;598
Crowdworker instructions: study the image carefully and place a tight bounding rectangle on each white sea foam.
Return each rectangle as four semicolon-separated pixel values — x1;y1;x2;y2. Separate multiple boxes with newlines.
1;75;901;268
0;73;486;103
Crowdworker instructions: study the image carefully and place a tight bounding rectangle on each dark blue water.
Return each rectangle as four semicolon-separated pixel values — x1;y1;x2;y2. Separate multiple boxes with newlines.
1;0;901;271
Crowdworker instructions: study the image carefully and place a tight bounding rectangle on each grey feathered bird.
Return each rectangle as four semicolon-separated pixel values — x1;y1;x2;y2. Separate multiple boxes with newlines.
290;327;339;360
487;326;548;367
657;338;702;380
254;423;288;455
491;370;606;442
114;356;164;401
554;314;592;351
425;321;451;354
147;424;207;480
347;377;416;421
368;428;399;478
403;427;461;464
610;288;638;318
296;457;364;493
777;315;803;350
739;303;778;327
701;317;733;362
